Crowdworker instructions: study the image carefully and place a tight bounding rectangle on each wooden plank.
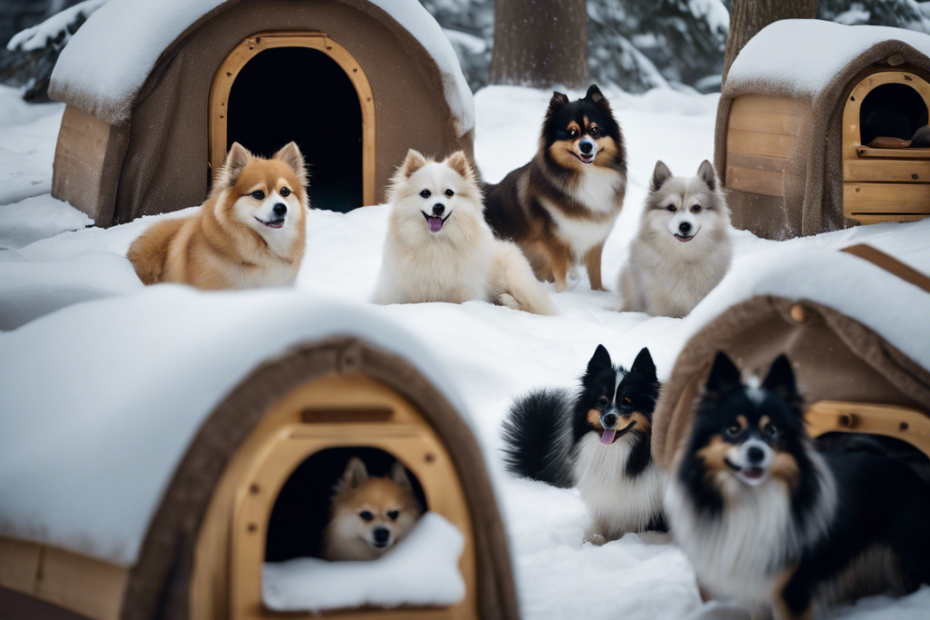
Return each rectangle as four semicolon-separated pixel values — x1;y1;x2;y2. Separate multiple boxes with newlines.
844;158;930;183
849;213;930;225
51;105;113;223
728;111;804;137
730;94;806;116
727;129;796;158
35;547;127;620
725;166;785;197
844;182;930;216
726;152;787;173
807;401;930;459
0;538;40;595
857;146;930;160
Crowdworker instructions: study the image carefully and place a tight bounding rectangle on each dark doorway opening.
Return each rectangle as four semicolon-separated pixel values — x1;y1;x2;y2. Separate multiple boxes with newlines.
859;82;928;146
227;47;363;212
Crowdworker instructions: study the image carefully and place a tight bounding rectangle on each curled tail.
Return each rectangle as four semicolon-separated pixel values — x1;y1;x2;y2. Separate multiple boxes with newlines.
491;241;557;316
126;218;186;285
501;388;574;488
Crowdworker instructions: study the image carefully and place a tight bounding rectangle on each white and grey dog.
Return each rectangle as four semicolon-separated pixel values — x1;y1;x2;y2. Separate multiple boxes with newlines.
372;149;557;315
618;160;732;318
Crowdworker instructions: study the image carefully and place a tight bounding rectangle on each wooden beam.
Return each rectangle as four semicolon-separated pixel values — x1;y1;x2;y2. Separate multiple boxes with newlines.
725;165;785;197
726;128;796;158
844;158;930;183
844;182;930;215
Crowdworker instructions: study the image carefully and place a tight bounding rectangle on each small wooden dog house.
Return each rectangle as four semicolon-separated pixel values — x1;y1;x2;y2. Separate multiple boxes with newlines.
652;245;930;475
0;290;518;620
48;0;475;226
716;20;930;239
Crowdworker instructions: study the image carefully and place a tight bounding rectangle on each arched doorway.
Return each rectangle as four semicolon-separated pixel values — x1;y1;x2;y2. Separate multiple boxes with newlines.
210;32;375;212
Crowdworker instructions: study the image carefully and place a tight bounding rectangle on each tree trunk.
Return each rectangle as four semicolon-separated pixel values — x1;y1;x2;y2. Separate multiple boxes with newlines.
722;0;818;86
489;0;588;89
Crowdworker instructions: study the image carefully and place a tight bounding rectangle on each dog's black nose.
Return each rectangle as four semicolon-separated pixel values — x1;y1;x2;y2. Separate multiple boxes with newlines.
579;140;593;154
678;221;691;235
747;446;765;464
602;413;617;428
273;203;287;217
373;527;390;544
432;203;445;216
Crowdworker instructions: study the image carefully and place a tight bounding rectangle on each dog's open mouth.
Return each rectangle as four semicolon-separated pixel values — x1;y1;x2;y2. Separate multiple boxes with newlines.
600;419;637;445
422;211;451;233
572;151;596;165
674;233;694;243
725;458;766;484
255;216;285;229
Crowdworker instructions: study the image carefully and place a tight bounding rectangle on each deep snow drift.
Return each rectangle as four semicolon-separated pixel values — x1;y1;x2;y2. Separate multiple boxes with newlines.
1;84;929;620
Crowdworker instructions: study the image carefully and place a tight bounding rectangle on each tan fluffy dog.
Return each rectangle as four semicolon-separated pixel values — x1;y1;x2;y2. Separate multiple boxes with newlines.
127;142;308;289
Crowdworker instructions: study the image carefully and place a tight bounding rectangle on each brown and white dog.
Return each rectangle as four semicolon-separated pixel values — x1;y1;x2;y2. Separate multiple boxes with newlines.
483;85;627;292
127;142;307;289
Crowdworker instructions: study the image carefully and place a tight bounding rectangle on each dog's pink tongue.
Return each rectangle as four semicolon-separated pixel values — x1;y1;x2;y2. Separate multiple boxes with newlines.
600;429;616;445
428;217;443;232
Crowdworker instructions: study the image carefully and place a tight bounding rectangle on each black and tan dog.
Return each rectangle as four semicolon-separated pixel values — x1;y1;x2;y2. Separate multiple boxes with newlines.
483;85;627;292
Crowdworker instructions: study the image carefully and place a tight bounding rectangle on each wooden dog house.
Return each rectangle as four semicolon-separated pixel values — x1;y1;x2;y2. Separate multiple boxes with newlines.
716;20;930;239
652;245;930;476
0;291;518;620
47;0;475;226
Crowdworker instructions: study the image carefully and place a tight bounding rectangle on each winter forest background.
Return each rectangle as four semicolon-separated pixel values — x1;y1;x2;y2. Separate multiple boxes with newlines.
3;0;930;100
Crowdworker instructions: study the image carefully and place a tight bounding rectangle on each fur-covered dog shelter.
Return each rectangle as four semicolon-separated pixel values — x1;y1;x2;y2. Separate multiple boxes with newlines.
716;20;930;239
0;292;518;620
48;0;475;226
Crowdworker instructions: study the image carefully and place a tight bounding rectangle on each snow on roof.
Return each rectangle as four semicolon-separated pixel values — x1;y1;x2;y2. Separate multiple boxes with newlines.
726;19;930;100
49;0;475;135
6;0;109;52
0;287;476;566
684;246;930;371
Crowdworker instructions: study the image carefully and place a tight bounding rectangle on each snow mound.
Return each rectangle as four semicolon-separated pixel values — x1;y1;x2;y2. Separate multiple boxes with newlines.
0;287;475;565
0;194;91;249
49;0;474;135
263;512;465;612
684;246;930;370
726;19;930;99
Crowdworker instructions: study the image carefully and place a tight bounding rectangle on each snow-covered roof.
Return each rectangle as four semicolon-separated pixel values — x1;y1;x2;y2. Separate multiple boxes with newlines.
726;19;930;100
0;287;476;566
49;0;475;136
684;247;930;371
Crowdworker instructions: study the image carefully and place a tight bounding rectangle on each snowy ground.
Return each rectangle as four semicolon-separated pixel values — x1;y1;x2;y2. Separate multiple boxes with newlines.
1;82;929;619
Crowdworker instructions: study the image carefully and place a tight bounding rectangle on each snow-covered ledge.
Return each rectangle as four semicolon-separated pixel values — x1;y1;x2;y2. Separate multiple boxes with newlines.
263;512;466;612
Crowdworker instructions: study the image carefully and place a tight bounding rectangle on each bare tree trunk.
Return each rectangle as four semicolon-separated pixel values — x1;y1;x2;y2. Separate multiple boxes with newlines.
722;0;818;85
489;0;588;89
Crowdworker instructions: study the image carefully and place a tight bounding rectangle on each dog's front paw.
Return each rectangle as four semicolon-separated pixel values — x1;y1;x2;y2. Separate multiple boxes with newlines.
583;532;607;546
497;293;520;310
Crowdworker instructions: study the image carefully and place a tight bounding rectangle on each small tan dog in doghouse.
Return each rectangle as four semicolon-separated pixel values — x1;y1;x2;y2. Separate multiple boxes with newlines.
322;457;423;561
127;142;308;289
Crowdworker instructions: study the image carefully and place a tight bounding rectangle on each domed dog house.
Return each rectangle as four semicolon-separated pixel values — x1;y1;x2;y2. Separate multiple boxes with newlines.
652;244;930;476
716;20;930;239
0;290;517;620
48;0;475;226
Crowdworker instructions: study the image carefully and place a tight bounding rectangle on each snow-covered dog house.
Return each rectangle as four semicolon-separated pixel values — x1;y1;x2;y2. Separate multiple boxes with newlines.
0;290;518;620
48;0;475;226
716;20;930;239
652;244;930;475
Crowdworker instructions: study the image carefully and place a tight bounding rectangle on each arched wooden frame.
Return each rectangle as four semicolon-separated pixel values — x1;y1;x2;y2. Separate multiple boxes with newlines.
191;375;477;620
842;70;930;159
209;32;376;206
806;400;930;459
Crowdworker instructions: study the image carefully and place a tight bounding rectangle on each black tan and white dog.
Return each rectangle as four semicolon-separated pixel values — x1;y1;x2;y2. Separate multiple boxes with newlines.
665;352;930;619
501;345;665;543
483;85;627;292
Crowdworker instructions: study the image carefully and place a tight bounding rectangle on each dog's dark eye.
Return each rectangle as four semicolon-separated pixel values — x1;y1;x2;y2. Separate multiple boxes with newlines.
252;190;265;200
597;396;610;407
420;189;431;199
445;189;454;198
359;511;374;521
387;510;400;521
764;423;779;438
691;205;702;213
568;128;578;138
666;205;676;212
280;187;291;197
590;125;599;136
726;423;742;437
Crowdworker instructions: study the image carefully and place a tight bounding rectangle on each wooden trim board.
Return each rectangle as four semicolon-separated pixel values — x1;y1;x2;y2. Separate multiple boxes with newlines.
844;182;930;215
806;401;930;459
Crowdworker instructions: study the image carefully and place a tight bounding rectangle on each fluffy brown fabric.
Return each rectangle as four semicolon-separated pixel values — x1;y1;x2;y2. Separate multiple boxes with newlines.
715;40;930;239
119;338;519;620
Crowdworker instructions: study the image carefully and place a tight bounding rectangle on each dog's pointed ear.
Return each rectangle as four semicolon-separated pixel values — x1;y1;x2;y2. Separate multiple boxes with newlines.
586;344;612;376
397;149;428;180
390;461;413;491
651;160;673;192
703;351;742;400
275;141;308;187
762;354;800;407
443;150;475;183
339;457;369;490
697;160;717;192
584;84;611;112
218;142;252;186
629;347;657;382
548;91;570;112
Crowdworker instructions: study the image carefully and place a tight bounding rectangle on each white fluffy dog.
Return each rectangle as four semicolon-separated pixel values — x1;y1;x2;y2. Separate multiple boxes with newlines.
372;150;557;315
618;160;732;318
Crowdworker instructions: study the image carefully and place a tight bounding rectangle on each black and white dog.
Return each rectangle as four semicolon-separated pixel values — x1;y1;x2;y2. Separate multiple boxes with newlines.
666;351;930;619
501;345;665;543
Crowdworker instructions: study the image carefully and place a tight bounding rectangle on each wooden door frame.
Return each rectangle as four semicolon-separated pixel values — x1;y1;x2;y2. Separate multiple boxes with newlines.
209;31;376;206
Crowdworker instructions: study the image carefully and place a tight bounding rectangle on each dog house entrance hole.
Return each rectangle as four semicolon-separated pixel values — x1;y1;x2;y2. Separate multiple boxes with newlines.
859;82;928;146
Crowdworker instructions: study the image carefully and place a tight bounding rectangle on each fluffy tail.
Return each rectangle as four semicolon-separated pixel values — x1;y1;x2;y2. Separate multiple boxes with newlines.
126;218;186;285
491;241;557;315
501;388;574;488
